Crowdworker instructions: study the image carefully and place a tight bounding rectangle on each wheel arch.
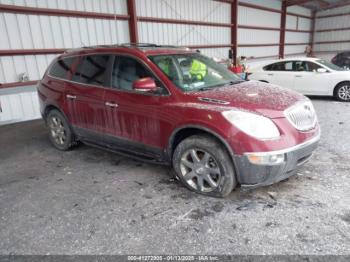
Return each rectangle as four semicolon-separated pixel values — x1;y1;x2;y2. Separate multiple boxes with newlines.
333;80;350;96
168;125;236;163
43;104;69;124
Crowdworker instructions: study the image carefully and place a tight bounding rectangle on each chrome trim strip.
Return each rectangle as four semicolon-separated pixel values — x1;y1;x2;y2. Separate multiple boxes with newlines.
244;131;320;157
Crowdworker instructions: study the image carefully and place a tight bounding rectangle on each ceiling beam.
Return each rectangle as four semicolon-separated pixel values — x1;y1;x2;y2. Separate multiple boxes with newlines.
285;0;314;7
315;0;330;8
318;0;350;10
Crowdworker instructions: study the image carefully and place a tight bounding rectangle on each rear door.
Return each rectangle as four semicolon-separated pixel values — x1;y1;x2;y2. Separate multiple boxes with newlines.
65;54;112;143
264;61;295;90
103;55;171;158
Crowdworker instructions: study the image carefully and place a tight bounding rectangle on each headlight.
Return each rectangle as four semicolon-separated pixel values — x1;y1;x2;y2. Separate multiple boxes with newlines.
222;110;280;140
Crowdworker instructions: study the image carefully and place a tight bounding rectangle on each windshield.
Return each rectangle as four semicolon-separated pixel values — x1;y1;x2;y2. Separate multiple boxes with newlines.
317;59;345;71
149;53;243;91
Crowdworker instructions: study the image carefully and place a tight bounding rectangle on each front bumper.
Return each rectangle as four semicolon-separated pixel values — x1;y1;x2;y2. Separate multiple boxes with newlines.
233;133;320;188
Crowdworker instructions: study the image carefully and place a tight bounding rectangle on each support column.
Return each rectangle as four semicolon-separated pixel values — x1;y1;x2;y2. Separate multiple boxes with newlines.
310;10;316;56
231;0;238;64
279;1;287;59
127;0;138;43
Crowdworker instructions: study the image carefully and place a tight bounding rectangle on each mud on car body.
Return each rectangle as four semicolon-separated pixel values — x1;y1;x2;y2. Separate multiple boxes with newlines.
37;43;320;197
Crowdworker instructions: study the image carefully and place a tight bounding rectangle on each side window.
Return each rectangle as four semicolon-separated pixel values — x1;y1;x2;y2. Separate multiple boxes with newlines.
49;57;75;79
304;62;322;72
72;55;110;86
263;63;274;71
283;61;293;71
264;61;293;71
112;56;165;93
294;61;306;71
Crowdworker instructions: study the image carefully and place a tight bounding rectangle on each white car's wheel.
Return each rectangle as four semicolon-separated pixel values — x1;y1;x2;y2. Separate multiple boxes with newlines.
335;82;350;102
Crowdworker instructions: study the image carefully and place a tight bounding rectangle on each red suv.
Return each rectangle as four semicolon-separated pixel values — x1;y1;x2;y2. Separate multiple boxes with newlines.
37;44;320;197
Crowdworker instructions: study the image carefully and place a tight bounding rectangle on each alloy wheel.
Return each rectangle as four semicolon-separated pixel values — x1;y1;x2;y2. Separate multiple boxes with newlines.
338;85;350;101
179;149;222;192
49;116;66;145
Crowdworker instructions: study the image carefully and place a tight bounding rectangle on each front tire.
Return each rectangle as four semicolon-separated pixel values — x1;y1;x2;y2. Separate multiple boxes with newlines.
335;82;350;102
46;109;76;151
172;135;236;197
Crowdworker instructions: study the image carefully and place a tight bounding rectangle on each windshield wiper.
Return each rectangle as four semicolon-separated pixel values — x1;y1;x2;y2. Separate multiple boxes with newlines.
225;80;245;86
191;80;245;92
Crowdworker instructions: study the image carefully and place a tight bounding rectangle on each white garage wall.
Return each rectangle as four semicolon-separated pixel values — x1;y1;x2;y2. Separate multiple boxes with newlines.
0;0;127;13
0;0;130;125
136;0;231;60
0;14;129;84
136;0;230;23
238;0;281;59
314;5;350;56
0;86;40;124
285;5;312;56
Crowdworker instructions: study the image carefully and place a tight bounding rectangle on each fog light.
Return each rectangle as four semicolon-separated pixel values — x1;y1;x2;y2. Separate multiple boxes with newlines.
246;153;285;165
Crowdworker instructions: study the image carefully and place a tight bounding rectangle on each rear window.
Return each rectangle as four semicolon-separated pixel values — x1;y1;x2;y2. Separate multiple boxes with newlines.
72;55;110;86
49;57;75;79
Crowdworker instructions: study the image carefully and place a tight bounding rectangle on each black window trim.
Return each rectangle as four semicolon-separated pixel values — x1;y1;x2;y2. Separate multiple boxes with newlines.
47;52;171;96
71;54;114;88
47;56;77;81
263;61;295;72
108;53;171;97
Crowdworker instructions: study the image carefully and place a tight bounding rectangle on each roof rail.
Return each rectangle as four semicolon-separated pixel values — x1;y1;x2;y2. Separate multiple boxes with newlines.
64;45;110;53
120;43;182;48
63;43;186;54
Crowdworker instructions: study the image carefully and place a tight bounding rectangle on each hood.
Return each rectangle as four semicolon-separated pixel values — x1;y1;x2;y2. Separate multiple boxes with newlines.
330;70;350;77
187;81;306;118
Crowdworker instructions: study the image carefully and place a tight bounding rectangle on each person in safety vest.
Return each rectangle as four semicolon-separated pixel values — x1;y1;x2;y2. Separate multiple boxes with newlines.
190;59;207;81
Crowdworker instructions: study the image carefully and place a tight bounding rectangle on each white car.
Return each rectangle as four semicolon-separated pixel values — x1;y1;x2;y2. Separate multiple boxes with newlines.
248;57;350;101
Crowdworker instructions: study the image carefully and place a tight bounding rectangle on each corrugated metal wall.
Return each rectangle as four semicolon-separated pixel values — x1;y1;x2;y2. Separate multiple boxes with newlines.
0;0;313;125
285;6;312;56
0;86;40;124
0;0;130;124
238;0;281;58
0;0;129;83
136;0;231;59
314;5;350;54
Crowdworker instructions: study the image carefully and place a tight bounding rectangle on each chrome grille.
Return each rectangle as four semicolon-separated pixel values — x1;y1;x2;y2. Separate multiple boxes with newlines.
284;101;317;131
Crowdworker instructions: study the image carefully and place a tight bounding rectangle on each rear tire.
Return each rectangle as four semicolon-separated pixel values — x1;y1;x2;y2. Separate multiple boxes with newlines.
334;82;350;102
172;135;236;198
46;109;76;151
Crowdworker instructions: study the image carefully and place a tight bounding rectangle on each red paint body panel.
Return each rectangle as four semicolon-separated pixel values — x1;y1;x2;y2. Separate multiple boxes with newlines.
38;46;319;160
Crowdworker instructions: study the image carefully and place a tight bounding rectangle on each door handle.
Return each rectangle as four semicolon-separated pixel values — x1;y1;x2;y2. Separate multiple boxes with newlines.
66;94;77;99
105;102;118;108
295;75;303;77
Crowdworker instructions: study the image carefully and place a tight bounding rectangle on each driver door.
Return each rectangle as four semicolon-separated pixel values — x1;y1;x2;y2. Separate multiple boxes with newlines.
103;55;172;158
293;61;331;95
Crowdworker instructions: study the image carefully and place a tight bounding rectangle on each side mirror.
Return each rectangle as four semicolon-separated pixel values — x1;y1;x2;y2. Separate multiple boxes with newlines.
132;77;158;92
317;68;327;73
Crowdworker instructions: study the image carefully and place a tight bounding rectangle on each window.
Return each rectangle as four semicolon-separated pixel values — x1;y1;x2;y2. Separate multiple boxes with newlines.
72;55;110;86
112;56;165;93
264;61;294;71
316;59;344;71
149;53;242;92
49;57;75;79
303;62;322;72
294;61;304;71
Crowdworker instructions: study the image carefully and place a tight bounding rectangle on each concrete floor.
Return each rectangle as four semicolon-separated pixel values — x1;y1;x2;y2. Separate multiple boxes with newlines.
0;98;350;255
